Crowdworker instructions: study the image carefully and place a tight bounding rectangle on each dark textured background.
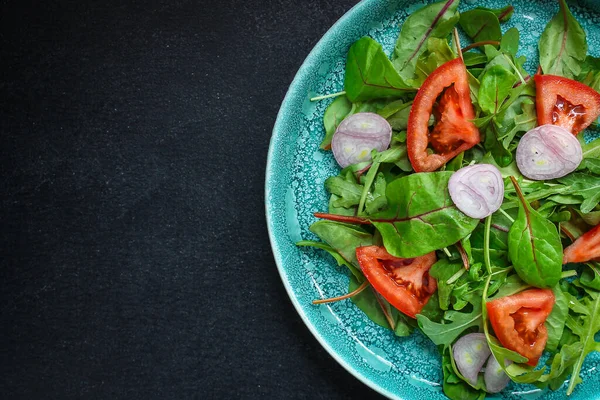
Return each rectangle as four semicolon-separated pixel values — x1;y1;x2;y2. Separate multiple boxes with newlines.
0;0;385;398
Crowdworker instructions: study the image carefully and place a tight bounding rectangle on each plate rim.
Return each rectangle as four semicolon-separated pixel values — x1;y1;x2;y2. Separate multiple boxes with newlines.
264;0;400;399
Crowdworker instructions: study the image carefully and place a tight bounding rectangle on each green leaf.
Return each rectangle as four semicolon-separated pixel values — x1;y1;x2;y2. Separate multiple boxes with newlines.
430;259;464;310
463;52;487;67
565;286;600;395
385;101;413;131
417;301;483;346
577;55;600;93
538;0;587;78
344;37;414;102
442;347;487;400
370;172;479;258
558;173;600;213
459;9;502;43
500;27;519;56
392;0;460;81
508;178;563;288
478;64;517;114
578;158;600;175
321;96;352;149
296;240;363;280
581;263;600;291
580;137;600;159
475;5;514;23
325;175;363;208
545;285;569;351
309;220;374;273
410;37;456;87
349;274;390;328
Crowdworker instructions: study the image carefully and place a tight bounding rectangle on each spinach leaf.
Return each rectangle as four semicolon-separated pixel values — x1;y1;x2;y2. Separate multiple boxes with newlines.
349;275;390;328
538;0;587;79
478;64;517;114
463;51;487;67
577;55;600;93
392;0;460;81
371;172;479;258
321;95;352;149
558;173;600;213
417;301;483;346
475;5;514;23
459;9;502;43
508;177;563;288
546;284;569;351
500;27;519;56
345;37;415;102
309;220;374;273
411;38;456;87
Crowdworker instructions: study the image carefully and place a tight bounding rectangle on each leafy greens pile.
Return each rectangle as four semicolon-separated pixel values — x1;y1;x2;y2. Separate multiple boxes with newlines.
297;0;600;398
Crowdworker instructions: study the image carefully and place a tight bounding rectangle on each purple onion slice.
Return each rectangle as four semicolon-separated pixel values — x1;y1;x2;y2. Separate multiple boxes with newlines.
515;124;582;180
448;164;504;219
453;333;492;387
331;112;392;168
484;354;511;393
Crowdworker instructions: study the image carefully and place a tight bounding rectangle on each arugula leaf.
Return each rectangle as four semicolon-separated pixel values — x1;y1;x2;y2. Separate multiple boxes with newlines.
478;64;517;114
371;172;479;258
580;136;600;159
345;37;415;102
538;0;587;78
581;263;600;291
565;285;600;395
430;259;463;310
411;38;456;87
578;158;600;175
459;9;502;43
558;173;600;213
417;301;483;346
508;177;563;288
321;96;352;149
475;5;514;23
385;101;413;131
392;0;460;81
546;284;569;351
325;175;363;208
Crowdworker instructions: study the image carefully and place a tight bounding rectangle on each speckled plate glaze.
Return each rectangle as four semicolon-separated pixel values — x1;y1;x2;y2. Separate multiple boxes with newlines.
265;0;600;399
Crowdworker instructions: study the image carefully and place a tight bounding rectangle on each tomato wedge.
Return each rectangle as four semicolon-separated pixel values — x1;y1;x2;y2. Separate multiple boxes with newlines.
534;74;600;135
355;245;437;318
407;58;480;172
563;223;600;264
486;289;555;366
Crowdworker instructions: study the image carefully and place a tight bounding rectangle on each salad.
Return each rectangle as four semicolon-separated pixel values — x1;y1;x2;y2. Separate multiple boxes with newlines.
295;0;600;398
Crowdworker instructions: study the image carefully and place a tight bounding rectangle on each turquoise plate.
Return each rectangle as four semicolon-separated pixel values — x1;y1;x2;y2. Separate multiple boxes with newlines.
265;0;600;399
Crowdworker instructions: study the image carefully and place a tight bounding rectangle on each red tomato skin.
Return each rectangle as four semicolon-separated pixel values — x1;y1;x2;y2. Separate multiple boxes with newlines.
356;246;437;319
534;74;600;135
486;289;555;366
563;223;600;264
407;58;480;172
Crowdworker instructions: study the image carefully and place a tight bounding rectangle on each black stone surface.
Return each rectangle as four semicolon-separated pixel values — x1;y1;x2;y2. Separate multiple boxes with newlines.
0;0;385;398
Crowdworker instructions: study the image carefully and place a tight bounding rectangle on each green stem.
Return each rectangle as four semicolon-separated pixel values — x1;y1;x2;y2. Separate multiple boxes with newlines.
447;268;466;285
442;247;453;257
503;54;526;85
560;270;577;279
357;159;380;216
310;90;346;102
483;215;493;275
498;207;515;223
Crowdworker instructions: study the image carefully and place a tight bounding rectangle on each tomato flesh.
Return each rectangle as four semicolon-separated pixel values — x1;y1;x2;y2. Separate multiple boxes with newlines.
535;74;600;135
356;246;437;318
563;223;600;264
486;289;555;366
407;58;480;172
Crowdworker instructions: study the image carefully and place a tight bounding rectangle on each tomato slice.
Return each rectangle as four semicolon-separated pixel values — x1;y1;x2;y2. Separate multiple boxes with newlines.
486;289;555;366
407;58;480;172
534;74;600;135
563;223;600;264
355;245;437;318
